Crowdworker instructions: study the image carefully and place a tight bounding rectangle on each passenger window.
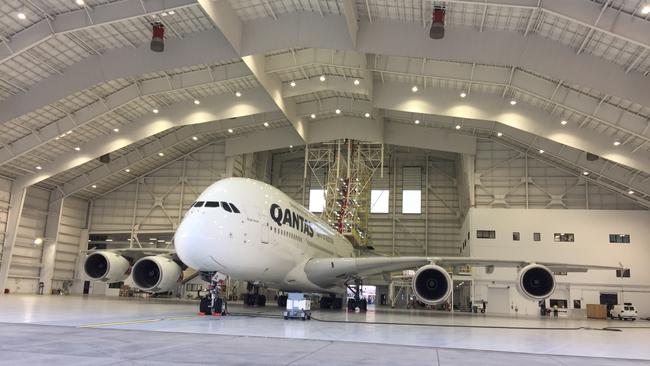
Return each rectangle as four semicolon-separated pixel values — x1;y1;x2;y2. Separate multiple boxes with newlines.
221;202;232;212
230;203;240;213
194;201;205;207
204;201;219;208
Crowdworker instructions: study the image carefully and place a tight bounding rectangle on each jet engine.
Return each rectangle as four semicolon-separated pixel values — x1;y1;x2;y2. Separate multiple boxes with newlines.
83;250;130;283
412;264;452;305
131;255;182;293
517;263;555;300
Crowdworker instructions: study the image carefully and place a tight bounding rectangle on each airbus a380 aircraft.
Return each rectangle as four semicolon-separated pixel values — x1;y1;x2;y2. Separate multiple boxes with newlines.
83;177;622;309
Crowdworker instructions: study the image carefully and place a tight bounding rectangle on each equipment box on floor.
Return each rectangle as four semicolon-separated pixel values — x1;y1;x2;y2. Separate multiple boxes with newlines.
283;293;311;320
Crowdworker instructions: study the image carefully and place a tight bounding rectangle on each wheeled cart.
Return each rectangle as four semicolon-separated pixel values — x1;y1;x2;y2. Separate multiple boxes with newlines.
283;293;311;320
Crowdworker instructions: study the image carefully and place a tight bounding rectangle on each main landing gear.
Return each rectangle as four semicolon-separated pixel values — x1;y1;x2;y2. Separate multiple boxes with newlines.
319;294;343;310
198;272;227;316
346;279;367;312
242;282;267;307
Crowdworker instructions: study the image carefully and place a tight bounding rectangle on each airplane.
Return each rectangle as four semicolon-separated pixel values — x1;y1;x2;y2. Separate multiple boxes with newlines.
83;177;623;312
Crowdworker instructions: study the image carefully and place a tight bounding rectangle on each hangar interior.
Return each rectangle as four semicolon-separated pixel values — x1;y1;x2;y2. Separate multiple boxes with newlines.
0;0;649;365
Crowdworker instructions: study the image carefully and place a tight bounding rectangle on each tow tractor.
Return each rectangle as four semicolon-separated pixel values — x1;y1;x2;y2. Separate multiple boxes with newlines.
283;292;311;320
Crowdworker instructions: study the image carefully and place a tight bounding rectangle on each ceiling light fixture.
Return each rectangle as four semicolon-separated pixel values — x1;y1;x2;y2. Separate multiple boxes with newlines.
510;100;517;106
76;0;85;5
539;149;544;154
125;168;131;173
235;91;242;97
290;81;296;87
455;124;461;130
353;79;360;85
628;190;635;195
319;75;326;82
158;152;164;157
411;85;418;93
194;99;200;105
497;132;503;137
161;12;168;16
335;109;341;114
263;122;269;127
364;112;370;118
227;128;234;133
74;147;81;151
289;145;293;149
168;10;175;15
17;12;26;20
583;171;589;176
414;119;420;125
642;5;650;15
113;128;119;132
35;166;42;170
152;108;159;114
460;92;467;98
192;136;198;141
613;141;621;146
310;113;316;119
91;185;97;189
560;120;567;125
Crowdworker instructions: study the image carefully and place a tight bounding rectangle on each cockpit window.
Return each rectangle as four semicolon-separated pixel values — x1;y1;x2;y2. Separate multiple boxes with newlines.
204;201;219;208
221;201;232;212
230;203;240;213
193;201;205;207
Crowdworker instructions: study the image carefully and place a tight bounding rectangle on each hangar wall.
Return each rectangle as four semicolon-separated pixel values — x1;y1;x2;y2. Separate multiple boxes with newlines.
466;208;650;316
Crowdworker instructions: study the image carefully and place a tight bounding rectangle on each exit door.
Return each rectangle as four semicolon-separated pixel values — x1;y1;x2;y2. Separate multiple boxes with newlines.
259;208;270;244
600;293;618;312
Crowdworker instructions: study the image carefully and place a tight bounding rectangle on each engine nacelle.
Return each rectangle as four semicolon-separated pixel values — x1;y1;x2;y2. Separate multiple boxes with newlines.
517;263;556;301
83;251;130;283
131;256;182;293
412;264;452;305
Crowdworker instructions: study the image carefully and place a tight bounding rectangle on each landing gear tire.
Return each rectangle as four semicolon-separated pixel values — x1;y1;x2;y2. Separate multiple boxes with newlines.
359;299;367;312
320;296;332;309
277;295;288;307
347;298;356;311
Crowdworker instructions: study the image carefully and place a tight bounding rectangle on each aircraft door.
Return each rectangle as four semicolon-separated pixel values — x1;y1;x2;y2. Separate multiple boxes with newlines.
259;208;270;244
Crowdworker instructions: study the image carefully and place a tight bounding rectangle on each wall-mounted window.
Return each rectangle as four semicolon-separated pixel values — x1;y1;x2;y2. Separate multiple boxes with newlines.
512;232;520;241
309;189;326;213
554;233;574;242
370;189;389;213
609;234;630;244
477;230;496;239
402;167;421;214
533;232;541;242
616;269;631;278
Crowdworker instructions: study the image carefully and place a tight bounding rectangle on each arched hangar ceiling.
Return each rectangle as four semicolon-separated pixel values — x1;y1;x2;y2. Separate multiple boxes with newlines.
0;0;648;207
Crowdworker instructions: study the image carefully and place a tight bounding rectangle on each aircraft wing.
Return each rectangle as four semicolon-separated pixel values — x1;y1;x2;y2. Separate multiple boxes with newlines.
303;256;623;288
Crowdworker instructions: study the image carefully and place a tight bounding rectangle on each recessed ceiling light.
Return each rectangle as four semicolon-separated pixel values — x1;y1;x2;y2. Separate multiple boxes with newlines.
168;10;175;15
539;149;544;154
319;75;326;82
613;141;621;146
55;137;60;140
628;190;635;195
414;119;420;125
642;5;650;15
161;12;168;16
76;0;85;5
158;152;164;157
455;124;461;130
335;109;341;114
91;185;97;189
560;120;567;125
411;85;418;93
227;128;234;133
289;145;293;149
152;108;159;114
125;168;131;173
235;91;242;97
113;128;119;132
510;100;517;106
35;166;42;170
194;99;200;105
263;122;269;127
460;92;467;98
17;12;26;20
74;146;81;151
497;132;503;137
310;113;316;119
583;171;589;176
67;130;72;135
290;81;296;87
364;112;370;118
192;136;198;141
353;79;360;85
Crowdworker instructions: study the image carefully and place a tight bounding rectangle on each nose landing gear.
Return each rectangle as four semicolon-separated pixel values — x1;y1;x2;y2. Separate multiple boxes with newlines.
198;272;227;316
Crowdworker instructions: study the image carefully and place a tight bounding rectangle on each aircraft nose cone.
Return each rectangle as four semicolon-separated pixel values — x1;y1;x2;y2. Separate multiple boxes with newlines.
174;217;206;270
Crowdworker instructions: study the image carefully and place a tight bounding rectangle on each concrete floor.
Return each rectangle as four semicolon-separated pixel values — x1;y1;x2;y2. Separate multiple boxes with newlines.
0;295;649;365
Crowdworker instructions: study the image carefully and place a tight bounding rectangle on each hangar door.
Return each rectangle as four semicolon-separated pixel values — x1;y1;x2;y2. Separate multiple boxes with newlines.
487;287;510;314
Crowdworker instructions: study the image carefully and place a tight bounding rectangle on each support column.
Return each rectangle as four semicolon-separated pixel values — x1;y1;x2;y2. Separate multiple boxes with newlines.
39;191;65;295
225;156;236;177
0;187;27;294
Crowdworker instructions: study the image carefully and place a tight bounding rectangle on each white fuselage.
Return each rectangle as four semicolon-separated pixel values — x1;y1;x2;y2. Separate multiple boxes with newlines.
174;178;355;293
